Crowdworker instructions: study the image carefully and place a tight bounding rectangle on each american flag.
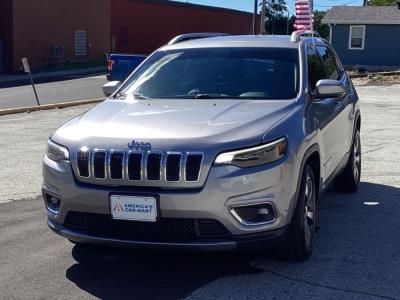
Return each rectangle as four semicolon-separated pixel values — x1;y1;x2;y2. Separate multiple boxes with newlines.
294;0;314;30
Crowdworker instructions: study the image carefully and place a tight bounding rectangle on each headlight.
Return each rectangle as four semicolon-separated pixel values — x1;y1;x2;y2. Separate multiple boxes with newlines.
214;137;287;168
46;139;69;162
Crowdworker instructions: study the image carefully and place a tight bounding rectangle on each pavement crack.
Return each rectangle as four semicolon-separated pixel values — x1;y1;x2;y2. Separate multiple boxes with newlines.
261;269;396;300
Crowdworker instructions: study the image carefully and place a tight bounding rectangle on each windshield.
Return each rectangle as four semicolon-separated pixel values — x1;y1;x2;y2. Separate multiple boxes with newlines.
120;47;299;100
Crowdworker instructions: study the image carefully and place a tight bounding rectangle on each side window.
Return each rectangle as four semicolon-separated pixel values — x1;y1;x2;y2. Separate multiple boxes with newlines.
317;46;340;80
307;46;324;90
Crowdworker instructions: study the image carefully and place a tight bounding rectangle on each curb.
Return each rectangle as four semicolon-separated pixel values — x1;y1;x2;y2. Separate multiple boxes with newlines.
0;98;104;116
349;71;400;79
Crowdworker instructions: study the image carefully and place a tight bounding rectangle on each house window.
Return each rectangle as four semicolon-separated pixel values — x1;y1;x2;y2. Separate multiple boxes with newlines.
75;30;87;56
349;25;365;50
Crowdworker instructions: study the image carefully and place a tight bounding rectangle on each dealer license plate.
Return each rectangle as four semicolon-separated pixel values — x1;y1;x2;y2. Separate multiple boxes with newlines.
110;195;157;222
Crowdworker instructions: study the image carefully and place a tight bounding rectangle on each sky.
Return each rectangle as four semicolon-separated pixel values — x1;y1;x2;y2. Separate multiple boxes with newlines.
174;0;364;14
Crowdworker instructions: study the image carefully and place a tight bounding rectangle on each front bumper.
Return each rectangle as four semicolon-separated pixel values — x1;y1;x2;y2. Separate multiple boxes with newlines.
48;218;288;251
42;150;299;249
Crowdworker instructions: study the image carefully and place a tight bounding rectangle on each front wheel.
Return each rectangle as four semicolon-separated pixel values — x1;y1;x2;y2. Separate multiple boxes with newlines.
334;129;361;193
277;164;317;261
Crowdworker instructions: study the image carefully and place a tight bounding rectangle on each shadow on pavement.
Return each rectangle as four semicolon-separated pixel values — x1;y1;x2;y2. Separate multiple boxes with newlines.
65;181;400;300
67;248;261;300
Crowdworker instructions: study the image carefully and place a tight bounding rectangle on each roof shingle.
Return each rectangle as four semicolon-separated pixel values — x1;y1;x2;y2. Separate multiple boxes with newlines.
322;6;400;24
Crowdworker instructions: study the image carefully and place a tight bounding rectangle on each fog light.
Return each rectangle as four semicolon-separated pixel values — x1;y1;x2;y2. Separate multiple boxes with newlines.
45;194;61;215
230;202;276;226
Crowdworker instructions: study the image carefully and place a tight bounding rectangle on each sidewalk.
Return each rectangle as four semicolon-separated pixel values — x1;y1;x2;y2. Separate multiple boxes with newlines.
0;66;106;85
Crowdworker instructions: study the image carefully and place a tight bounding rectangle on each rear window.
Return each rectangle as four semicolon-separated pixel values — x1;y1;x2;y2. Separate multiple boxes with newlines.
120;48;299;100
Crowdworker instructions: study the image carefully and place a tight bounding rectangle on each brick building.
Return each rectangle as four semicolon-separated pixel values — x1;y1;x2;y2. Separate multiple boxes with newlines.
0;0;257;74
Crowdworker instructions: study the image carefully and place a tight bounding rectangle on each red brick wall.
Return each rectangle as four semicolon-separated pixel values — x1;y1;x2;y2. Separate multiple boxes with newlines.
111;0;259;54
12;0;111;71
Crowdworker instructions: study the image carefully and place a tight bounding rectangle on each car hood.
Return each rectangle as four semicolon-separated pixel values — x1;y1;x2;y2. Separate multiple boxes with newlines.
53;98;297;151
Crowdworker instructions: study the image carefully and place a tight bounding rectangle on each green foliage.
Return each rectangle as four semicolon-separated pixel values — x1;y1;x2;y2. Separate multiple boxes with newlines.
260;0;289;34
367;0;397;5
313;11;330;40
263;14;295;35
262;0;288;19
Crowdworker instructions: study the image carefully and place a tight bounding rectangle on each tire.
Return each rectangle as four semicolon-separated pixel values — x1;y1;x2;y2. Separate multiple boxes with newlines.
334;129;361;193
277;164;317;261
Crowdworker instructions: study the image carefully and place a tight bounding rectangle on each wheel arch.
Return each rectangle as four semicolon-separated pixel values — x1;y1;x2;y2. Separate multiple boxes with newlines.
290;144;321;220
355;111;361;130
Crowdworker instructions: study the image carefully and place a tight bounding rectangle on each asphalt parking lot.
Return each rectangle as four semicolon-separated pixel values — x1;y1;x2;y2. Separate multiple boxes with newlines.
0;84;399;299
0;74;106;109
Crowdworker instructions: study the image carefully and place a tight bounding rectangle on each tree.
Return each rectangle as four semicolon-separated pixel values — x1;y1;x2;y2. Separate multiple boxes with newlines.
313;10;330;40
260;0;288;34
367;0;397;5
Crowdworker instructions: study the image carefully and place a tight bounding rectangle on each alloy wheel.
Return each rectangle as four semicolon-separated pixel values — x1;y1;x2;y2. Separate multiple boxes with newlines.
353;132;361;183
304;173;315;249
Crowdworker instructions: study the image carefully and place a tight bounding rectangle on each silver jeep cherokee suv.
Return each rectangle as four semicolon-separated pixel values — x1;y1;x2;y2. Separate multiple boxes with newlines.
43;31;361;261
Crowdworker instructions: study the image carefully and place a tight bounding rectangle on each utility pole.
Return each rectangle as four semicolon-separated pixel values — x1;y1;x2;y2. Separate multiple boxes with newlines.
252;0;258;34
260;0;267;34
286;11;290;35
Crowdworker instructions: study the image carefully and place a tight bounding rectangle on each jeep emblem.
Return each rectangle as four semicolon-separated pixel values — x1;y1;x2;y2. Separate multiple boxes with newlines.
128;140;152;151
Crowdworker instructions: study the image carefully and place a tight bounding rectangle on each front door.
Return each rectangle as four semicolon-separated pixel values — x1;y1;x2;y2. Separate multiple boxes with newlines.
306;45;342;180
316;45;353;168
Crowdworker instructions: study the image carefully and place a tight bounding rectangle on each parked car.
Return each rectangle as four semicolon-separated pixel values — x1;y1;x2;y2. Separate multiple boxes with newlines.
103;54;146;96
43;31;361;261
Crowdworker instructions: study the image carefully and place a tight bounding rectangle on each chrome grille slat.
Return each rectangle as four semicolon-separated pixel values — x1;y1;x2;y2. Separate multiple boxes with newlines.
146;152;162;181
75;149;204;185
92;150;107;179
165;153;182;182
77;149;90;178
185;153;203;182
127;152;143;181
109;151;125;180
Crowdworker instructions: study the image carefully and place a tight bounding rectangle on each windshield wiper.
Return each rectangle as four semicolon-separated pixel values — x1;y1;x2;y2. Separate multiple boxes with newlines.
194;94;212;99
112;92;124;99
132;92;149;99
193;94;239;99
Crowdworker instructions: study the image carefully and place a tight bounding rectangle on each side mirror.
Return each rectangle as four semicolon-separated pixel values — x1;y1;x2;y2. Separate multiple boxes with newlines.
315;79;346;98
102;81;121;97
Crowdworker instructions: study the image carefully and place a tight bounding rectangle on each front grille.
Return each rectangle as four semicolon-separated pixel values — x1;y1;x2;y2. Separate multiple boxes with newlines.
185;154;203;182
147;153;162;181
166;154;181;181
76;149;204;184
110;152;124;179
197;219;231;238
77;150;90;177
128;153;142;180
64;212;230;242
93;151;106;179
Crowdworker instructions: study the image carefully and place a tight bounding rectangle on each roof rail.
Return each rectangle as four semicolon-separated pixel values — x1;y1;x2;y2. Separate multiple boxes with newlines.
167;33;230;45
291;30;320;43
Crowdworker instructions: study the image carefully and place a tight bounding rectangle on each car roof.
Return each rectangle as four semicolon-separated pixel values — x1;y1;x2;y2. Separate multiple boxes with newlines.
161;34;328;51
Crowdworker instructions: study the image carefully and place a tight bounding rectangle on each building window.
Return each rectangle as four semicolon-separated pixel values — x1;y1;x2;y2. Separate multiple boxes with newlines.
75;30;87;56
348;25;365;50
